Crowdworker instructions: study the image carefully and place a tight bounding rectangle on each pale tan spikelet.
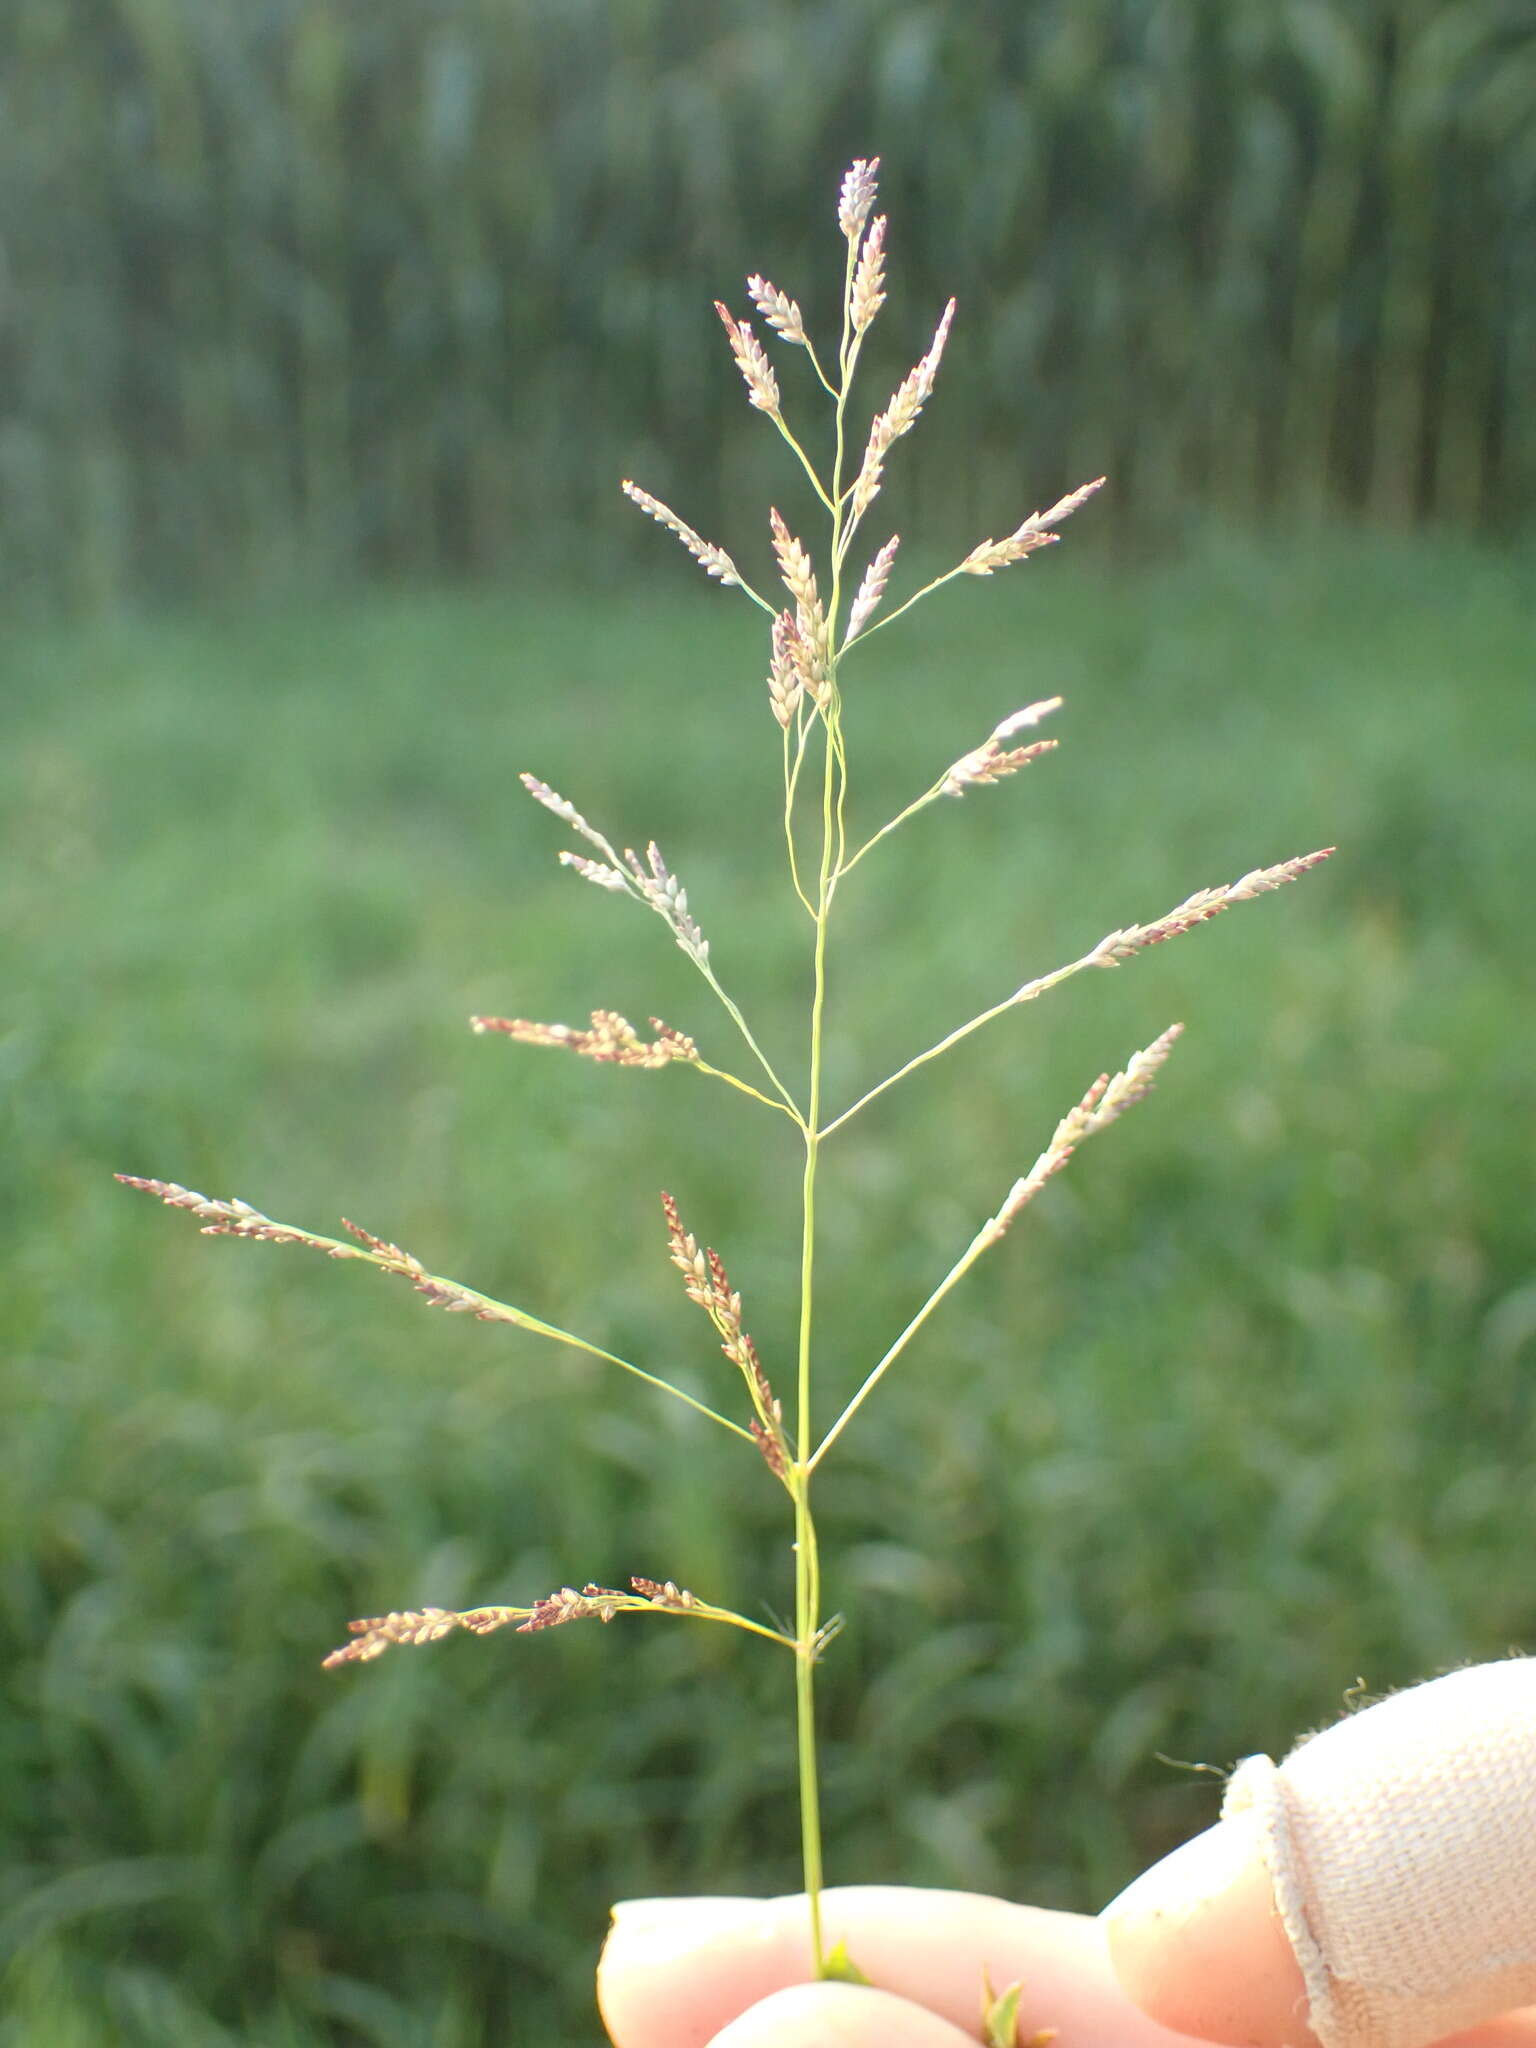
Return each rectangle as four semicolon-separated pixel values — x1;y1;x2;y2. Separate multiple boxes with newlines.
622;841;710;965
838;157;880;241
745;275;807;346
1074;1022;1184;1135
629;1577;699;1612
942;736;1057;796
116;1176;359;1258
714;302;780;414
768;509;819;617
470;1011;699;1070
941;698;1063;795
1088;849;1334;966
660;1189;713;1312
961;476;1107;576
985;1022;1185;1243
768;509;827;656
844;535;900;645
850;216;887;334
322;1604;527;1668
621;480;742;588
555;851;629;893
659;1192;789;1476
851;299;956;521
767;610;804;727
519;773;621;864
519;1584;629;1632
341;1218;423;1271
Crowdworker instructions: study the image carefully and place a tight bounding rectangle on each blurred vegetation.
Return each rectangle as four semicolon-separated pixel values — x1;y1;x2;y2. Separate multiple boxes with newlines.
2;536;1533;2041
3;0;1536;607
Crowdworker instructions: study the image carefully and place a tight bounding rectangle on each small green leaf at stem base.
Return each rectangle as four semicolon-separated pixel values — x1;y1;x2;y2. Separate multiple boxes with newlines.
980;1972;1023;2047
980;1969;1057;2048
820;1938;872;1985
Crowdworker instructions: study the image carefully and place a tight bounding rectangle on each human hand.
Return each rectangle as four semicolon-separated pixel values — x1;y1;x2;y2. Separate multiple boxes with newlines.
598;1660;1536;2048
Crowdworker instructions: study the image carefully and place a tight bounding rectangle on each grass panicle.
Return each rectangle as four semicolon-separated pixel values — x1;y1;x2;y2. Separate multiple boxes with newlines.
119;161;1330;2011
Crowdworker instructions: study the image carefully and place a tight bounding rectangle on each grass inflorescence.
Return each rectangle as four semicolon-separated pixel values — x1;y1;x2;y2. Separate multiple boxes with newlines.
110;163;1338;2022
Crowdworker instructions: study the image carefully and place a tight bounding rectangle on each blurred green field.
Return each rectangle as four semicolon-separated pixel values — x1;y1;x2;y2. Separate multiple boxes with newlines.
2;534;1534;2043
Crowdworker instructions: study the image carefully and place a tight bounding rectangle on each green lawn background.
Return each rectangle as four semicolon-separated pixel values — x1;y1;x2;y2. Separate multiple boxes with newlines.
3;532;1533;2042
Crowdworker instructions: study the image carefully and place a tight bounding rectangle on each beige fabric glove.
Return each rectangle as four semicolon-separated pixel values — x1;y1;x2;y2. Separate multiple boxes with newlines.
1223;1659;1536;2048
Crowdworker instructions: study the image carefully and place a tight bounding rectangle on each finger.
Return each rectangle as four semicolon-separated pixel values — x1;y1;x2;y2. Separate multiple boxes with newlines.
1102;1809;1323;2047
1103;1661;1536;2048
707;1981;986;2047
1104;1817;1536;2048
598;1887;1212;2048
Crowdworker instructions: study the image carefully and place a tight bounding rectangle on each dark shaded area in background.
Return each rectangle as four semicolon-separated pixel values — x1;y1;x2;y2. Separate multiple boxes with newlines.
3;0;1534;608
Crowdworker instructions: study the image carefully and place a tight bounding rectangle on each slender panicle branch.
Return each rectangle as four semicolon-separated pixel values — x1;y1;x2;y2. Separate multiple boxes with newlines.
841;698;1063;877
821;850;1333;1137
323;1577;797;1669
471;1011;796;1120
114;1177;754;1443
811;1024;1184;1470
521;773;804;1122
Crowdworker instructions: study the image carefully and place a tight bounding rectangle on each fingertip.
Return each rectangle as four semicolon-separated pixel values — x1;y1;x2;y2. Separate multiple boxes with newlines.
706;1981;984;2047
598;1896;789;2048
1102;1815;1319;2048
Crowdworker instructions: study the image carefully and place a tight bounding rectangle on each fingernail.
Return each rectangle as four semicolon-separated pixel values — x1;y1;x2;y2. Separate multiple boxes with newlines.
606;1896;764;1965
1101;1818;1253;1931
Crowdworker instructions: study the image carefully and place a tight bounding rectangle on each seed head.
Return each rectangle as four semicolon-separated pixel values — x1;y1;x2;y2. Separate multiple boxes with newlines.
715;301;780;414
962;476;1107;575
838;157;881;241
622;480;742;589
844;535;901;646
850;216;888;334
746;275;807;346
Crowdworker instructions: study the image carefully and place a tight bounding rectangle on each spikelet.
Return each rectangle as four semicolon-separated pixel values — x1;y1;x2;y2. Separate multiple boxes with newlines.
769;509;827;660
961;476;1107;576
844;535;900;646
746;275;807;346
622;481;742;589
715;302;780;414
322;1576;723;1668
838;157;880;241
850;217;887;333
519;774;621;862
941;698;1063;795
984;1024;1185;1243
470;1011;700;1069
661;1192;789;1480
767;611;804;728
322;1606;527;1666
623;842;709;965
851;299;956;522
1088;850;1335;966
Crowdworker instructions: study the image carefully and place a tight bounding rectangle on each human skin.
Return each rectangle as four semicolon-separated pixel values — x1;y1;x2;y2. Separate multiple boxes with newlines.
600;1662;1536;2048
598;1859;1536;2048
